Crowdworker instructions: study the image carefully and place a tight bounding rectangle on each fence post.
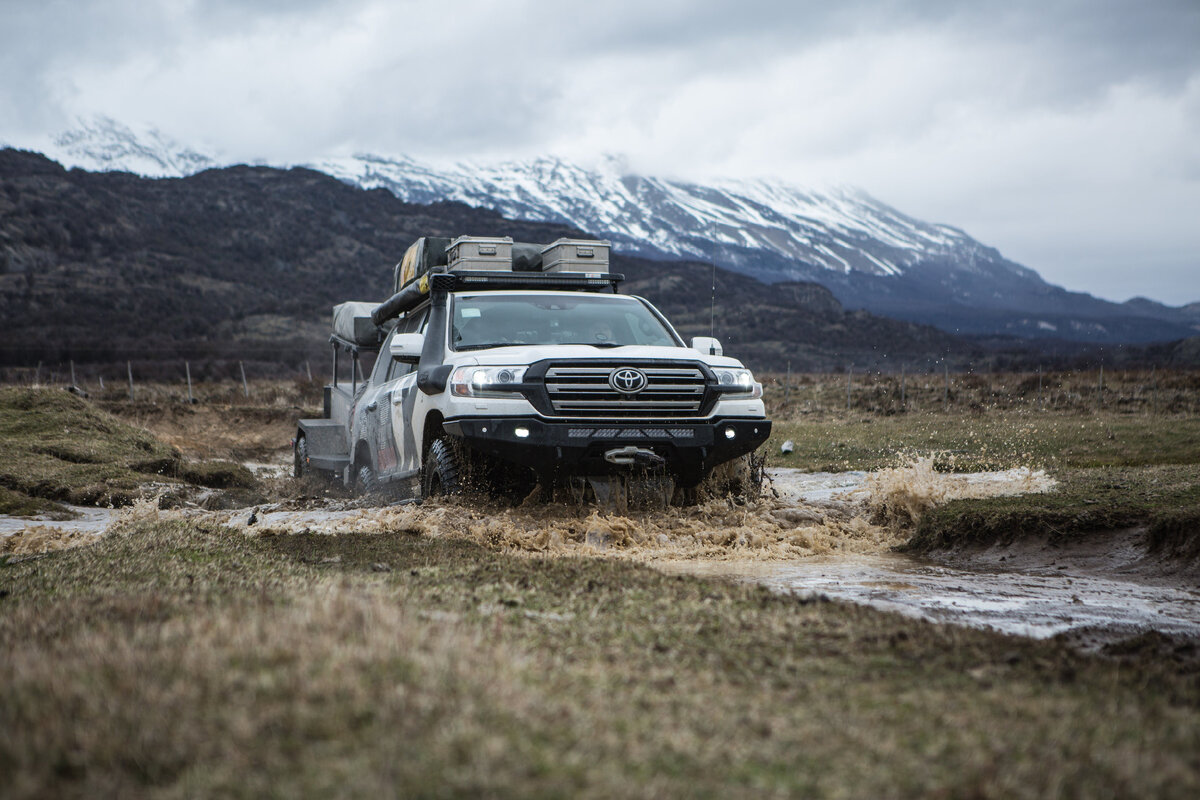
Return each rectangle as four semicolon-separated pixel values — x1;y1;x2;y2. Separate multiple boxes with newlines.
846;366;853;411
943;364;949;411
1152;368;1159;416
34;361;42;386
784;360;791;409
186;361;194;404
239;361;249;399
1098;365;1104;409
98;375;105;391
900;364;906;409
305;360;313;382
127;361;134;401
1037;366;1043;411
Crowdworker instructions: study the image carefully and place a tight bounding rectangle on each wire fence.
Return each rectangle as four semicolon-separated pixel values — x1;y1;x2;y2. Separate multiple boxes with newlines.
0;359;326;408
763;367;1200;417
4;359;1199;418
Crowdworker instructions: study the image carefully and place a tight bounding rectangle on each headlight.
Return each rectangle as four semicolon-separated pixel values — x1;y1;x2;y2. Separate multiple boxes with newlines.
450;366;528;397
714;368;762;399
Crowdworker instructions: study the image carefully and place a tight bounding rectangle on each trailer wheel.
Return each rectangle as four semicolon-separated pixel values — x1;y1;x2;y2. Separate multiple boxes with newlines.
294;435;310;479
355;462;377;494
422;437;465;498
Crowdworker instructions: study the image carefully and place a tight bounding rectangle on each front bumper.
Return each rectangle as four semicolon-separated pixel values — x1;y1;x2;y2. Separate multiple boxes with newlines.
441;416;771;487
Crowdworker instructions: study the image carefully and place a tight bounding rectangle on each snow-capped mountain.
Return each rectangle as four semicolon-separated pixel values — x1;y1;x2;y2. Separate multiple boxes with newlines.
13;118;1197;343
26;117;1029;287
40;116;217;179
312;153;1042;288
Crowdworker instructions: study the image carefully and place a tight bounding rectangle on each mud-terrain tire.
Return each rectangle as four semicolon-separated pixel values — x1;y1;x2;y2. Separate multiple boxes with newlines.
422;437;465;498
676;452;765;505
294;435;310;479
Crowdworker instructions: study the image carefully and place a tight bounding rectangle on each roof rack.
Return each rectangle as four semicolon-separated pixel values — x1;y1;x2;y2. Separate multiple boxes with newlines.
372;269;624;326
445;270;622;292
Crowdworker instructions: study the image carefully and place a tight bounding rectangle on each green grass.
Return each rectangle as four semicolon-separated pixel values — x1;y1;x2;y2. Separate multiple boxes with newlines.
766;408;1200;563
0;486;75;518
2;519;1199;798
768;410;1200;472
909;464;1200;555
0;388;267;510
0;387;183;507
178;460;257;489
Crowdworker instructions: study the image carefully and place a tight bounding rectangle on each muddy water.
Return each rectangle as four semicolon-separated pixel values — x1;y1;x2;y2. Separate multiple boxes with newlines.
0;505;120;556
660;554;1200;640
668;467;1200;640
5;461;1197;645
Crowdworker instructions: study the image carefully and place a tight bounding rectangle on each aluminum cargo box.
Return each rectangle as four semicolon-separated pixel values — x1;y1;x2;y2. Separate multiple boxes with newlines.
447;235;513;272
541;238;610;273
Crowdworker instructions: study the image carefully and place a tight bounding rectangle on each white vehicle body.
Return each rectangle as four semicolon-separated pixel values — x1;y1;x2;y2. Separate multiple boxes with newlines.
295;238;771;496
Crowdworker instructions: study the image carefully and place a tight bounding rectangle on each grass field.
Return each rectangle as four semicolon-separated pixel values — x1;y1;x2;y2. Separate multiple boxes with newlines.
3;517;1199;798
3;377;1200;796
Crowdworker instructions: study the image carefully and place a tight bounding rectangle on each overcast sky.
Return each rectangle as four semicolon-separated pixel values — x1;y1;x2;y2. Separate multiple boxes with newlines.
2;0;1198;304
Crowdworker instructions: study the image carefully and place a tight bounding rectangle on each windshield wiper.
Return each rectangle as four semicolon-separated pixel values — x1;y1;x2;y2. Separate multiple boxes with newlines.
456;342;523;351
559;342;623;348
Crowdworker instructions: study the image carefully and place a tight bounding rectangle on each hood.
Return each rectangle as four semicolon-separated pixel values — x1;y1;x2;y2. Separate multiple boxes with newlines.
448;344;749;370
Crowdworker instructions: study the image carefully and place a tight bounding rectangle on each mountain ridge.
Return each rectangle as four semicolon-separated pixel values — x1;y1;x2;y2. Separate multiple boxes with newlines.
0;147;983;374
12;116;1198;344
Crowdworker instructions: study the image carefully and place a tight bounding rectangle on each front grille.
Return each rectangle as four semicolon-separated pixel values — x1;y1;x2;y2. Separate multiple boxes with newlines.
544;364;707;417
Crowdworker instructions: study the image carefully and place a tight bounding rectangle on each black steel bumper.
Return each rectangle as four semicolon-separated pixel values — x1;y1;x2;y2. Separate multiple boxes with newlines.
441;416;771;487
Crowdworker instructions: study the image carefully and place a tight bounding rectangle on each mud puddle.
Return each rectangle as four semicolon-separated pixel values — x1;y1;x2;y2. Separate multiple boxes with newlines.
664;466;1200;642
659;554;1200;642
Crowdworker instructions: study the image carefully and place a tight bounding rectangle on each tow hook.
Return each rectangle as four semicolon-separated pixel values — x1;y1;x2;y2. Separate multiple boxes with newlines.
604;446;666;468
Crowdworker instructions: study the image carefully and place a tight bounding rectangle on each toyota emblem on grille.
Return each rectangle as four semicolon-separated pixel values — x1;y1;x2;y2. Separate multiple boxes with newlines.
609;367;648;395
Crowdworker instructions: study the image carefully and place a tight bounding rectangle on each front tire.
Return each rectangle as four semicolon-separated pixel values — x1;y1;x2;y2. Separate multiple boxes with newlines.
422;437;465;498
676;453;764;505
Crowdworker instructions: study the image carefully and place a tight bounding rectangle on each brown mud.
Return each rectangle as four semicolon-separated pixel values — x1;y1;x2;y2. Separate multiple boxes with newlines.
5;459;1198;652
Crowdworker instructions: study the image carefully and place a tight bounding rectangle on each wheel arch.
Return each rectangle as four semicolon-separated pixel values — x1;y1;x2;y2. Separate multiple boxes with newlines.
351;438;374;471
421;410;445;464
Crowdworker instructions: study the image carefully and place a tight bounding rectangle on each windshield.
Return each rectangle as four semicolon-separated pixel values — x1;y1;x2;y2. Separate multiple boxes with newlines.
451;294;680;351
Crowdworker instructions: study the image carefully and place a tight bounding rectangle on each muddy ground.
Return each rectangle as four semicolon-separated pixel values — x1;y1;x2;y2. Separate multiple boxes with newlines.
3;390;1197;651
6;446;1197;654
4;385;1200;795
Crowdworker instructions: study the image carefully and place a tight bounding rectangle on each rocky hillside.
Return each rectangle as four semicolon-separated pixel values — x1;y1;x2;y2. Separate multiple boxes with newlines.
0;149;974;374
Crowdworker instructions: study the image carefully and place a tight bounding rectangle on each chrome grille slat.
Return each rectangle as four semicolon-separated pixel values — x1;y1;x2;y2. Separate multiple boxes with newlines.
554;400;699;408
547;384;703;394
544;363;708;418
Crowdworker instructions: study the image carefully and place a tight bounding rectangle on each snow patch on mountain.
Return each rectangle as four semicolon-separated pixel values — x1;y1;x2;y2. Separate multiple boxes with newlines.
25;117;1035;286
40;116;218;178
310;151;1012;281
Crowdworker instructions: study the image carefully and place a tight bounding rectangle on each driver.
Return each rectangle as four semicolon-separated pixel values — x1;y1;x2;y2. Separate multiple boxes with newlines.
591;319;615;343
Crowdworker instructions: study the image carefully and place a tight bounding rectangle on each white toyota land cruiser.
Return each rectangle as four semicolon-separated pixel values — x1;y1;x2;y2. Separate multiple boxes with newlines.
294;235;771;502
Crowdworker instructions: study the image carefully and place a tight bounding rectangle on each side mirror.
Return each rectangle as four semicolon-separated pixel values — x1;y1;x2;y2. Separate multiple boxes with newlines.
389;332;424;361
691;336;723;356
